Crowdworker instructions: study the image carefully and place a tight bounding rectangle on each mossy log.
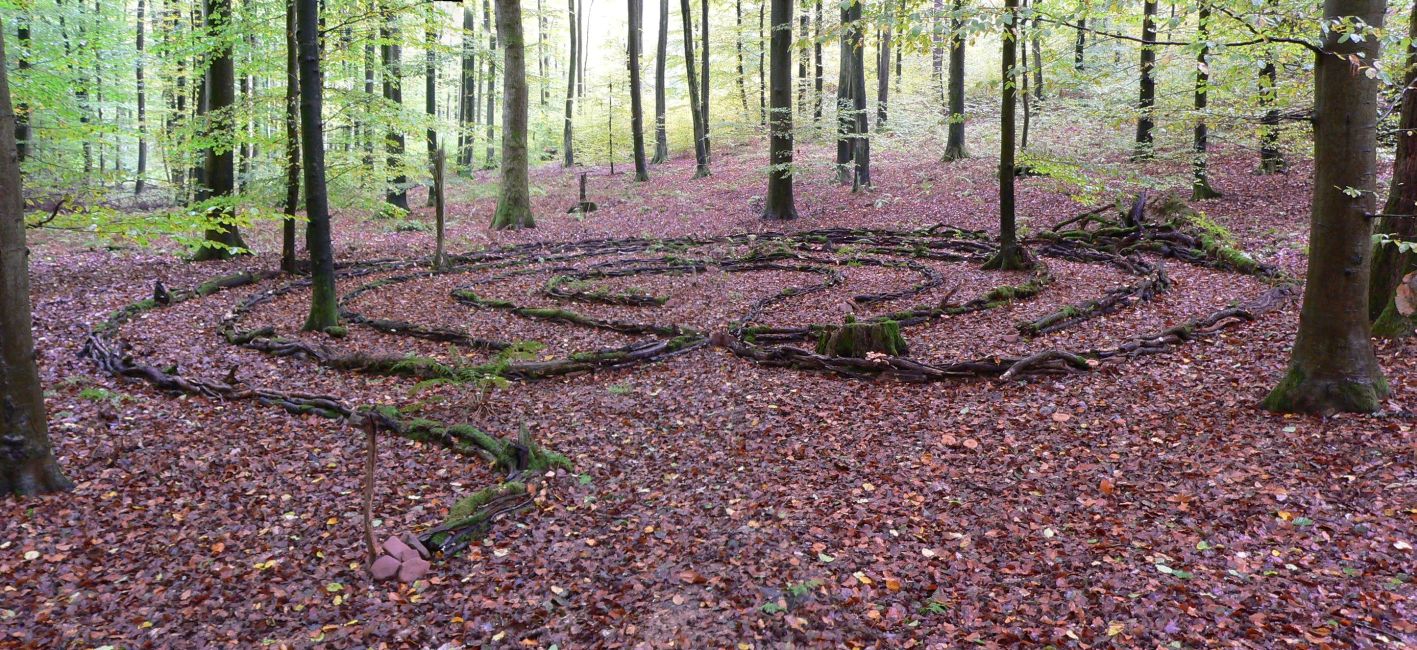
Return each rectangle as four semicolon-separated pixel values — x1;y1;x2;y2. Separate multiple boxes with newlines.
815;318;908;357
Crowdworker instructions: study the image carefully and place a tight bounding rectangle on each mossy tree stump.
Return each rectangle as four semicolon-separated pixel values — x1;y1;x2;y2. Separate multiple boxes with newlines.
815;317;907;357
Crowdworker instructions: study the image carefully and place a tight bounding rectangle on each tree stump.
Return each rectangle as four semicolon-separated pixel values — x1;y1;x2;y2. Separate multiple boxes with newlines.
815;317;907;357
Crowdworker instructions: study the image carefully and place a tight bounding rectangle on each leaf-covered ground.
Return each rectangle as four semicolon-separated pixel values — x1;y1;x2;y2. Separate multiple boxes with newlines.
4;142;1415;648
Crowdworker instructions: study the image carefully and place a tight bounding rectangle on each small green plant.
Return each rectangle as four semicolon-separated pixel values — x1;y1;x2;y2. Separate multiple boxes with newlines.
374;203;409;221
393;219;431;233
607;383;633;395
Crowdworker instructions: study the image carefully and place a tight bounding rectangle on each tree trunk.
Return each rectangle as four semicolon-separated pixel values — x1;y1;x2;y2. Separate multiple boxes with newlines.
364;33;376;172
942;0;966;161
1029;16;1042;100
491;0;535;229
835;0;855;183
652;0;670;163
297;0;339;331
848;0;868;190
1190;3;1220;200
432;148;447;269
1370;1;1417;335
382;9;409;210
812;0;822;125
283;0;301;274
796;2;807;117
135;0;148;195
758;1;766;127
1262;0;1388;414
931;0;943;106
1019;13;1030;150
425;14;439;206
193;0;249;261
0;23;72;497
1074;16;1085;70
627;0;650;181
763;0;796;220
563;0;578;166
459;3;475;170
982;0;1030;271
682;0;710;177
876;21;890;128
1256;0;1285;175
14;15;28;163
701;0;710;157
736;0;749;111
483;0;498;169
539;0;548;106
1133;0;1157;161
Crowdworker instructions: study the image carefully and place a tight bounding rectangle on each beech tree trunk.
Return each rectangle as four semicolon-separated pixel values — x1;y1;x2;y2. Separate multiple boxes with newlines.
812;0;822;124
1263;0;1388;414
282;0;301;274
562;0;577;166
1;23;72;497
763;0;796;220
1190;3;1220;200
297;0;339;330
459;3;475;170
848;0;868;190
627;0;650;181
193;0;248;261
736;0;749;111
1133;0;1157;161
876;21;890;128
1370;1;1417;336
943;0;966;161
483;0;498;169
490;0;535;229
425;15;438;206
382;9;409;210
652;0;670;163
700;0;710;157
682;0;710;177
1074;17;1084;70
135;0;148;195
983;0;1029;271
14;16;27;162
758;1;766;126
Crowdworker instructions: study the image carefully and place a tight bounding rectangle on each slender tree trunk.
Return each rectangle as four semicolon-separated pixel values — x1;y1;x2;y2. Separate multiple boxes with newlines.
382;9;409;209
1257;5;1286;177
797;1;808;117
764;0;797;219
812;0;822;124
1020;14;1030;151
539;0;548;106
425;14;439;206
942;0;966;160
628;0;650;180
1263;0;1388;414
1074;16;1085;70
1190;3;1220;200
848;0;868;190
701;0;710;157
652;0;670;163
563;0;578;166
983;0;1030;271
170;7;188;198
483;0;498;168
364;31;376;172
491;0;535;229
1133;0;1157;161
193;0;248;261
758;1;766;126
876;20;890;128
460;2;476;170
0;22;72;497
135;0;148;195
1030;16;1042;100
1370;1;1417;334
432;148;447;268
297;0;338;330
931;0;944;104
14;15;28;163
283;0;301;274
681;0;710;177
736;0;749;111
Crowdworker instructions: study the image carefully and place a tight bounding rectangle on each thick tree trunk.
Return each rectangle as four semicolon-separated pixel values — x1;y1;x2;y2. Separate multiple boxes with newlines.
491;0;535;229
848;1;868;190
763;0;796;220
835;1;854;183
193;0;248;261
627;0;650;181
135;0;148;195
943;0;966;161
682;0;710;177
0;24;72;497
382;10;409;210
652;0;670;163
1370;1;1417;335
1190;3;1220;200
1263;0;1388;414
297;0;339;331
982;0;1029;271
1133;0;1157;161
563;0;577;166
283;0;301;274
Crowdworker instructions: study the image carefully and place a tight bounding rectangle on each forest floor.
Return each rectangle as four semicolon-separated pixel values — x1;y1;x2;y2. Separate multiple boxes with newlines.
3;138;1415;649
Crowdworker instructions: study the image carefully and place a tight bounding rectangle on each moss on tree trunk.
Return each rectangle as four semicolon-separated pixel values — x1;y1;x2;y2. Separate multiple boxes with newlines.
815;318;907;357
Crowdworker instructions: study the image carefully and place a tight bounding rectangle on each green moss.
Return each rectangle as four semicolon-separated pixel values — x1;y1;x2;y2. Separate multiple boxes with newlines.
1262;366;1388;414
322;325;348;338
816;319;907;357
1372;299;1417;338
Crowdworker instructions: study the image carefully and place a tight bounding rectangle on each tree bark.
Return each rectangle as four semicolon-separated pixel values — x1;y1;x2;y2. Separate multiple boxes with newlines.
563;0;578;166
382;9;409;210
943;0;966;161
812;0;822;124
1370;0;1417;335
283;0;301;274
1263;0;1388;414
835;0;855;183
758;1;766;126
0;22;72;497
135;0;148;195
982;0;1030;271
763;0;796;220
876;20;890;128
1133;0;1157;161
701;0;710;157
682;0;710;177
736;0;749;111
459;3;475;170
627;0;650;181
848;0;868;190
425;14;439;206
652;0;670;163
490;0;535;229
14;15;28;163
1074;16;1085;70
1190;3;1220;200
193;0;249;261
297;0;339;331
483;0;498;169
